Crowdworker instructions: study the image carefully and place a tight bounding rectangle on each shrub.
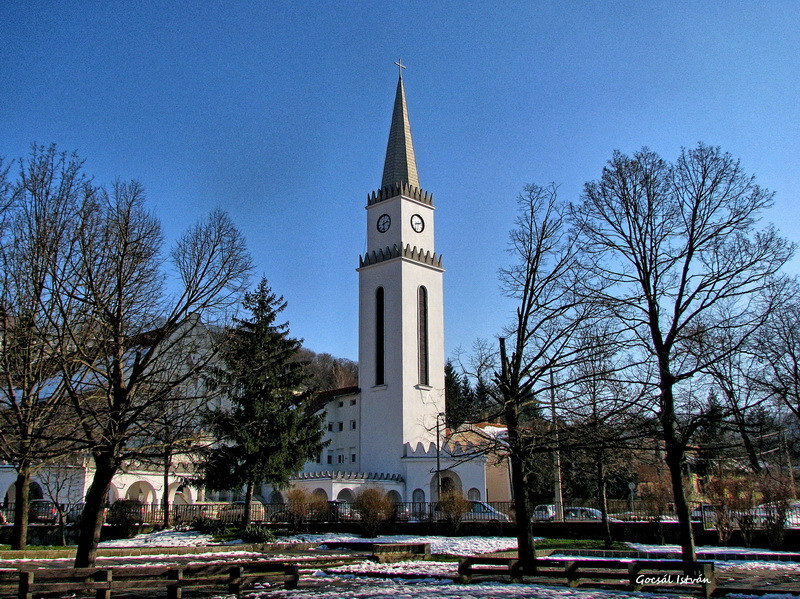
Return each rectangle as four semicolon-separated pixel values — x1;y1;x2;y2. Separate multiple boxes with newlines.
106;499;144;539
759;475;793;550
438;491;470;533
240;523;275;543
286;488;310;527
190;516;227;536
704;473;736;545
353;487;393;538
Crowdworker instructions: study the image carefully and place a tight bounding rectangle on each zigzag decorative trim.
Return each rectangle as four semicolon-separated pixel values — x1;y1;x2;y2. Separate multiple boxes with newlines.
359;243;443;269
368;182;433;206
293;471;404;482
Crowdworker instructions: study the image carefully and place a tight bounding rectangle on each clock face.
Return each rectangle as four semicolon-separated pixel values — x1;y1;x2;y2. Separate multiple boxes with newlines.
377;214;391;233
411;214;425;233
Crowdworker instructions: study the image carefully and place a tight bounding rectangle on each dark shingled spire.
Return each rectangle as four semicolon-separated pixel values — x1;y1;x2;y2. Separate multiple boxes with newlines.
381;73;420;189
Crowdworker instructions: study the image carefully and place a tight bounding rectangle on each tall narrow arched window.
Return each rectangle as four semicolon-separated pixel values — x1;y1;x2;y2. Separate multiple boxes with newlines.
375;286;385;385
418;286;429;385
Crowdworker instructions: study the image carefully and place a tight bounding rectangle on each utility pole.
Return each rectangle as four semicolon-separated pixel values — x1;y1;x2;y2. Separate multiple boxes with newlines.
550;372;564;521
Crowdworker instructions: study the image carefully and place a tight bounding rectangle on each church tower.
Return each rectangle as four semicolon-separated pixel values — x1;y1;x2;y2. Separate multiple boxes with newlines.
357;69;445;479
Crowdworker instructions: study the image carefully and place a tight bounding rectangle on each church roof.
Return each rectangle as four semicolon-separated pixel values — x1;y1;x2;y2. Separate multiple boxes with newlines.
381;73;420;189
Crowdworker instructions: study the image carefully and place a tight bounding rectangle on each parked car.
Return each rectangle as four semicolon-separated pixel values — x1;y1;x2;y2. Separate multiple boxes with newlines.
564;507;603;521
28;499;58;524
328;500;361;521
107;499;145;525
432;500;511;523
533;504;610;521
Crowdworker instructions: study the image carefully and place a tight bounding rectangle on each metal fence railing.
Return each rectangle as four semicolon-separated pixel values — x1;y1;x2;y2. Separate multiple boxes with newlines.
3;498;798;530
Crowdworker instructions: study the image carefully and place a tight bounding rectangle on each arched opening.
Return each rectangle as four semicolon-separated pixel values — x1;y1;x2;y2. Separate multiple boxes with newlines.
430;469;462;501
467;487;481;501
4;481;44;505
312;488;328;502
375;287;385;385
336;488;354;503
417;286;429;385
386;490;401;504
125;481;156;504
168;482;193;505
412;488;426;519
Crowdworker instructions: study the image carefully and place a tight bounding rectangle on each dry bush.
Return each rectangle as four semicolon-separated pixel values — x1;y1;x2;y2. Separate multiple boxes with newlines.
286;488;310;527
729;477;758;547
438;491;470;533
354;487;393;538
704;473;736;545
758;475;793;550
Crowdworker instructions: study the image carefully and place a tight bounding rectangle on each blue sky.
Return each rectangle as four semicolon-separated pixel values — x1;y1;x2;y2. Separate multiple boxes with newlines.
2;2;799;362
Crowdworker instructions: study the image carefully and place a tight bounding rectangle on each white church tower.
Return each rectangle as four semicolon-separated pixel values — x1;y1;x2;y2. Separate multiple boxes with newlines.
284;66;489;505
358;68;446;477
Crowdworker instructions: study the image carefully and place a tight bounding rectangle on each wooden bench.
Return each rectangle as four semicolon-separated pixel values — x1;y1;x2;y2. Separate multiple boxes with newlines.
458;556;716;597
9;560;299;599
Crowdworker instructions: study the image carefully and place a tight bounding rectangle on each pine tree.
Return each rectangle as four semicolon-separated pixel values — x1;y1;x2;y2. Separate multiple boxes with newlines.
201;278;326;524
444;360;476;429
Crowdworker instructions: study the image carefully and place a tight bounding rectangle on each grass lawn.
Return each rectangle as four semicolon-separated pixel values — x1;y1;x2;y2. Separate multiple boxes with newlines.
534;538;628;551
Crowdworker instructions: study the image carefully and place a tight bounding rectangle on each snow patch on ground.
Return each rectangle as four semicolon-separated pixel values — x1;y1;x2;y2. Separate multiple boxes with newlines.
100;529;218;547
245;578;703;599
276;533;518;556
627;542;797;556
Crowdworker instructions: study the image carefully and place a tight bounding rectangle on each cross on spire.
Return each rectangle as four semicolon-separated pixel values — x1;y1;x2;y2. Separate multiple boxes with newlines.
394;59;406;78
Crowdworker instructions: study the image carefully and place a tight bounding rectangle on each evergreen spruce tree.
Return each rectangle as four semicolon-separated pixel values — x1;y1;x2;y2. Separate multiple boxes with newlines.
202;278;326;524
444;360;476;429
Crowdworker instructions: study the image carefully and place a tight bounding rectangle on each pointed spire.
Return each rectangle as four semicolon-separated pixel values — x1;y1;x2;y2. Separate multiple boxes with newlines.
381;69;420;190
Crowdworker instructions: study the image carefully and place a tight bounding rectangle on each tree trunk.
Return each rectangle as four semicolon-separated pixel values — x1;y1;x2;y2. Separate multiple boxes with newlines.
243;480;253;526
504;407;535;570
597;460;613;548
74;452;117;568
162;450;171;529
10;462;31;550
58;510;67;547
661;406;696;567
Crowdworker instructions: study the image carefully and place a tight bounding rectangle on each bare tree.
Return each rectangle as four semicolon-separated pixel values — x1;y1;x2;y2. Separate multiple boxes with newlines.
559;324;644;547
38;454;86;546
55;181;251;567
571;144;793;564
0;145;91;548
759;291;800;423
461;184;597;571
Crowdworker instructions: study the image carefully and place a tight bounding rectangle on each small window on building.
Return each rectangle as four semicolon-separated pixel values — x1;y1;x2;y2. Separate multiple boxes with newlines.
350;399;356;406
350;420;357;430
338;454;345;464
327;452;333;465
327;423;333;432
339;401;344;407
351;453;357;463
338;422;344;432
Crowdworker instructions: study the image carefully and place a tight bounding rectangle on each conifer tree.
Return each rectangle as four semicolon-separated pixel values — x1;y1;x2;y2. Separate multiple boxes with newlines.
202;278;326;524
